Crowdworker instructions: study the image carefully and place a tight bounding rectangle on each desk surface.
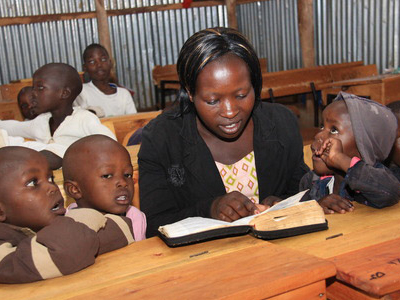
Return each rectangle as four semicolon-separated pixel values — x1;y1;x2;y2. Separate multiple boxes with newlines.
271;202;400;259
317;73;400;89
0;235;335;300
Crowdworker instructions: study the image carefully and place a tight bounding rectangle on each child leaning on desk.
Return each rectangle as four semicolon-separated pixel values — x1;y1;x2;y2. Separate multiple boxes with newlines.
73;43;137;118
300;92;400;213
62;135;146;241
0;63;116;170
0;147;135;284
17;86;38;120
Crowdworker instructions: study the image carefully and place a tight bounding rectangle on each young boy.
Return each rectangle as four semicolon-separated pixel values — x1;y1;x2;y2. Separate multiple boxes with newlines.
62;135;146;241
0;147;135;284
300;92;400;213
17;86;38;120
0;63;116;169
386;101;400;172
74;43;137;117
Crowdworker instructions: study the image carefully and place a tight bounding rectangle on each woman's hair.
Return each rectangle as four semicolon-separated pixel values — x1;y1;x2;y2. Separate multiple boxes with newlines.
82;43;109;62
176;27;262;115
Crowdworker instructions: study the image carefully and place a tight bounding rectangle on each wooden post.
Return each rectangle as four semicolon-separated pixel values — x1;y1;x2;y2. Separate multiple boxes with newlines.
297;0;315;67
95;0;118;83
225;0;238;29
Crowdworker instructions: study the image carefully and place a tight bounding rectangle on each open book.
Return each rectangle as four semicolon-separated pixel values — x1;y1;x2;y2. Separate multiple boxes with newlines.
158;190;328;247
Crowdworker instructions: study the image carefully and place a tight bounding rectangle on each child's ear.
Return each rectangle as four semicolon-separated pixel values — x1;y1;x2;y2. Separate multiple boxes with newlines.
0;202;6;222
61;87;72;100
187;89;194;103
64;180;82;200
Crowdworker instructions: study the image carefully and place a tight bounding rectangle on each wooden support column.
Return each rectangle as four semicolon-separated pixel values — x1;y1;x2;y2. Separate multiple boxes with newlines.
226;0;238;29
95;0;118;83
297;0;315;67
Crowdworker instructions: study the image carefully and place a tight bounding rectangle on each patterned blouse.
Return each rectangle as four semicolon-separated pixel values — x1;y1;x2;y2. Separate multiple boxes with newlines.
215;151;259;203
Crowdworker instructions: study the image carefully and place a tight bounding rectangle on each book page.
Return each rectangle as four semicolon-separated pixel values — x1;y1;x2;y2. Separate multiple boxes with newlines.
158;217;234;238
231;190;309;226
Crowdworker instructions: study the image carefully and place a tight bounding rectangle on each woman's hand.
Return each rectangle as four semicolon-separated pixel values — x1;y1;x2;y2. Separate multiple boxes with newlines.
260;195;282;208
210;191;260;222
318;194;354;214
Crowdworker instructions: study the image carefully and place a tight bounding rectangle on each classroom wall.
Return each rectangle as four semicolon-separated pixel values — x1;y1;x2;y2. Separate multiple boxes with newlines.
0;0;399;109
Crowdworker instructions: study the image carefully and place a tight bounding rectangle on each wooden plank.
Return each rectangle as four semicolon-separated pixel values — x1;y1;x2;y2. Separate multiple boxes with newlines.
0;100;24;121
327;281;378;300
270;202;400;259
328;238;400;297
100;110;161;143
0;238;335;300
226;0;238;29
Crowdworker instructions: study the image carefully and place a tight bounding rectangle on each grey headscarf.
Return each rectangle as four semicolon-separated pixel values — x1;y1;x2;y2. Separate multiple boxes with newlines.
333;92;398;165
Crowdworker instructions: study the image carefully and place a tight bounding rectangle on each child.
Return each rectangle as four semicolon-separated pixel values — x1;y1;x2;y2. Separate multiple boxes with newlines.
0;146;135;284
386;101;400;174
0;63;116;169
300;92;400;213
17;86;38;120
74;43;137;117
62;135;146;241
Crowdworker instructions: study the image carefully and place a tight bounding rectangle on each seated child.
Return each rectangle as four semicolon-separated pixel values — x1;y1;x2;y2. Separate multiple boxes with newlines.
62;135;146;241
0;147;135;284
0;63;116;169
17;86;38;120
386;101;400;179
74;43;137;117
300;92;400;213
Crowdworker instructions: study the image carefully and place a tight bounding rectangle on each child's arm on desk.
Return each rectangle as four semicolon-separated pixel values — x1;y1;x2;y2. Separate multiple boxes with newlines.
0;209;134;284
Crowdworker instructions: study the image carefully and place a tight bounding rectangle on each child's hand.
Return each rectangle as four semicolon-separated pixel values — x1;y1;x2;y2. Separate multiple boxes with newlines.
316;138;351;171
318;194;354;214
210;191;259;222
260;196;282;208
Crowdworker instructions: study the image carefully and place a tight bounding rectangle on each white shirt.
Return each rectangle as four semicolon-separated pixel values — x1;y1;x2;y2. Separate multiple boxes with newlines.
74;81;137;117
0;107;116;157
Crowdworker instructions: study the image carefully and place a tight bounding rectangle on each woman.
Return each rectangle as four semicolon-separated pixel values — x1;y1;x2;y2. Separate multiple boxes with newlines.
139;27;309;237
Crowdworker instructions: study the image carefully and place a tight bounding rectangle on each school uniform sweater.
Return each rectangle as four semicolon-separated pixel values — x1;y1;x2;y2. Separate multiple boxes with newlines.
0;208;135;284
74;81;137;117
138;102;309;237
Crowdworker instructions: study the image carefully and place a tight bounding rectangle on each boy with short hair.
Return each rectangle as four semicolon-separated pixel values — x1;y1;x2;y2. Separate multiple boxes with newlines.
0;63;116;169
0;147;135;284
74;43;137;117
300;92;400;213
62;135;146;241
17;86;38;120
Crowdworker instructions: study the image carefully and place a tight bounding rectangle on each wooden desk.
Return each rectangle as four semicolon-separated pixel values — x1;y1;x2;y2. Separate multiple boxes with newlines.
0;235;335;300
317;74;400;105
270;202;400;299
271;202;400;258
328;238;400;299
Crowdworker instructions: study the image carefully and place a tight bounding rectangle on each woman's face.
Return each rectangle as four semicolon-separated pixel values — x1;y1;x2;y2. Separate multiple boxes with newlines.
190;54;255;140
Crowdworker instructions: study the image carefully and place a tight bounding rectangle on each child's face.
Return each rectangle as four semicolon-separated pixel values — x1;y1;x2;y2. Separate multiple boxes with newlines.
83;47;112;82
312;101;360;175
76;146;134;214
18;89;38;120
32;70;64;115
0;152;65;232
191;54;255;140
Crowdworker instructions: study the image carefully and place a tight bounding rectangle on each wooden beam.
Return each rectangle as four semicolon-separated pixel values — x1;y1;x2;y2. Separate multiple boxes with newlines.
94;0;117;83
0;0;272;27
297;0;315;68
226;0;238;29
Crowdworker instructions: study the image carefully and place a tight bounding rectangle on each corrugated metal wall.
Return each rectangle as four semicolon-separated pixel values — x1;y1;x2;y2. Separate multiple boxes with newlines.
1;0;399;108
0;0;227;109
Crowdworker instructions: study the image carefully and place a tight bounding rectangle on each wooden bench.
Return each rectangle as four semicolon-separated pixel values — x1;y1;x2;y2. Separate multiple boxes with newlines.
100;110;161;144
0;100;23;120
261;61;364;126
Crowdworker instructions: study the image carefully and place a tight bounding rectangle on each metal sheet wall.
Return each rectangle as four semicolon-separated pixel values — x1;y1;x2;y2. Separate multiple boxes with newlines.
0;0;227;109
314;0;400;73
1;0;399;108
